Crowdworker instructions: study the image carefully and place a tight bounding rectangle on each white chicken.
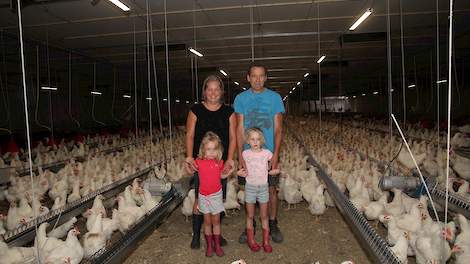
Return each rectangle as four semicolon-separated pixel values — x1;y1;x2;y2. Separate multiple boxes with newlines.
181;189;195;222
83;213;106;258
44;228;83;264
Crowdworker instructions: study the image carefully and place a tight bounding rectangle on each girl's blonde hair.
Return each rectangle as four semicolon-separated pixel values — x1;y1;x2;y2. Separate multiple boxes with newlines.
202;75;225;103
245;127;265;147
198;131;223;161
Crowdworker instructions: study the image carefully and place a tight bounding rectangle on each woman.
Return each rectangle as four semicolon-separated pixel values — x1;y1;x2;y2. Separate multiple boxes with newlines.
185;75;237;249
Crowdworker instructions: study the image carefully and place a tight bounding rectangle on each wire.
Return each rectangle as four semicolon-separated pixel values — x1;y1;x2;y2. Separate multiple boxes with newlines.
444;0;454;235
164;0;173;158
35;46;51;132
399;0;406;127
133;17;139;139
15;1;39;262
250;1;254;62
68;52;80;128
386;0;393;169
317;1;322;140
148;6;163;136
92;62;105;126
146;0;153;163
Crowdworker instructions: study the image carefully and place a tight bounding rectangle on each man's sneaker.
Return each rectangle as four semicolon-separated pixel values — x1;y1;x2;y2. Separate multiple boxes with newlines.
269;219;283;243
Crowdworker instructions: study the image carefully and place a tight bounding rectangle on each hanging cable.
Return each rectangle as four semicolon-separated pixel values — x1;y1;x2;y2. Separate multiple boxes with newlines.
146;0;154;163
426;50;434;113
164;0;173;157
317;1;322;140
386;0;393;166
250;2;254;62
149;6;163;136
436;0;441;151
35;46;51;132
92;62;105;126
133;17;139;139
46;31;54;143
444;0;454;234
193;0;199;102
111;66;121;124
399;0;406;127
0;30;11;134
68;52;80;128
15;1;39;262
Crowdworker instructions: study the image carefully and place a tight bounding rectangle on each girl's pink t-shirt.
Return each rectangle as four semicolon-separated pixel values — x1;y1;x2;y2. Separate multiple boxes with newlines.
195;159;224;195
242;149;273;186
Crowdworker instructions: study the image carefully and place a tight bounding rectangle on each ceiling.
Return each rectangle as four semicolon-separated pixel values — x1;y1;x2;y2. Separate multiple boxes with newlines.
0;0;469;99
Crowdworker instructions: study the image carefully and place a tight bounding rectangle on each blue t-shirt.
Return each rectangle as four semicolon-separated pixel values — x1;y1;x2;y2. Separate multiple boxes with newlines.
233;88;285;152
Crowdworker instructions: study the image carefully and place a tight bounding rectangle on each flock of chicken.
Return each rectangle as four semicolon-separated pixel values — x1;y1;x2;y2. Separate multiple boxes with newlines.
181;116;470;264
0;131;188;264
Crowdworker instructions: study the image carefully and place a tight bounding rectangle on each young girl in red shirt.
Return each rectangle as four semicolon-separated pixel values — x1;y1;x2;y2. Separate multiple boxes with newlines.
194;131;232;257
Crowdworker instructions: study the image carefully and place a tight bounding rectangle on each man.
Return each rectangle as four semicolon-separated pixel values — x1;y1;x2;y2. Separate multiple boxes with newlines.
234;63;285;243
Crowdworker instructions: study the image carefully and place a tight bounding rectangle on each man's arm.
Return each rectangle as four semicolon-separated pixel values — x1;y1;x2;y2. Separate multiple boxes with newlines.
271;113;283;170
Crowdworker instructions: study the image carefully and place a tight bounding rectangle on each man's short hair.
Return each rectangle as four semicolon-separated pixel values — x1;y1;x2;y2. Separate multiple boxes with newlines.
247;63;268;76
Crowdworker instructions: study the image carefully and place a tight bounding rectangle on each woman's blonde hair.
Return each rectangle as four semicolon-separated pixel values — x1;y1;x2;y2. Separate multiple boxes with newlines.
198;131;223;161
245;127;265;147
202;75;225;103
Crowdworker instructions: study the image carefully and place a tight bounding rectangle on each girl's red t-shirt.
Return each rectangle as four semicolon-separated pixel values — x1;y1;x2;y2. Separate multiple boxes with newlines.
195;159;224;195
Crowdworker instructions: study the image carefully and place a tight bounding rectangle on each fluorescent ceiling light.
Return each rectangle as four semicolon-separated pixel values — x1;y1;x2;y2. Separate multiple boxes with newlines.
186;100;190;104
242;87;247;90
373;91;378;95
234;81;239;85
91;91;102;95
361;93;366;96
175;99;180;103
289;91;292;94
437;79;447;84
296;81;301;85
123;95;131;98
146;97;152;101
163;98;168;101
317;55;326;64
408;84;416;88
108;0;130;11
292;87;296;91
349;8;373;31
219;70;228;76
304;73;310;78
41;86;57;91
353;95;357;98
189;48;203;57
391;88;394;92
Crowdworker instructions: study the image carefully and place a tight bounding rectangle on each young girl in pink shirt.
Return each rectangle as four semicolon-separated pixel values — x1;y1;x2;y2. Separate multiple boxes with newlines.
238;127;279;253
195;131;232;257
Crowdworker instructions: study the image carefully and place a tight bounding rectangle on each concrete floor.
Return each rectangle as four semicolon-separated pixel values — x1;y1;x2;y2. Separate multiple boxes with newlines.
124;201;372;264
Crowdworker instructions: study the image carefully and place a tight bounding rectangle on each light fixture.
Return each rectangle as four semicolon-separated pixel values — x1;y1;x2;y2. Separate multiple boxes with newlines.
186;100;190;104
373;91;378;95
163;98;168;101
242;87;247;90
437;79;447;84
408;84;416;88
296;81;301;86
304;73;310;78
189;48;203;57
391;88;394;92
349;8;373;31
91;91;102;95
108;0;130;11
175;99;180;103
219;70;228;76
317;55;326;64
234;81;239;85
292;87;296;91
194;101;198;104
353;95;357;98
289;91;293;94
146;97;152;101
123;95;131;98
361;93;366;96
41;86;58;91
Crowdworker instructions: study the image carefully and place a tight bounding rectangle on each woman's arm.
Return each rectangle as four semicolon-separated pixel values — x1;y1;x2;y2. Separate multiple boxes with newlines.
226;113;237;162
185;111;197;173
